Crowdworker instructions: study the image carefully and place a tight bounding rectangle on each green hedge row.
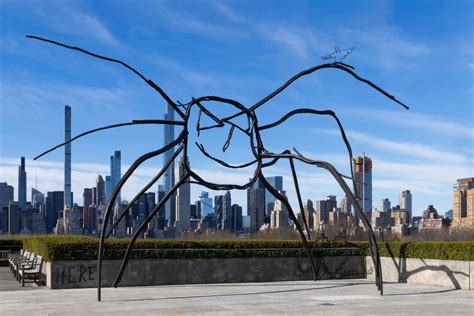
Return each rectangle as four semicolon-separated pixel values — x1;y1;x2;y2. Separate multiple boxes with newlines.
0;237;24;250
8;236;474;262
21;236;366;261
379;241;474;262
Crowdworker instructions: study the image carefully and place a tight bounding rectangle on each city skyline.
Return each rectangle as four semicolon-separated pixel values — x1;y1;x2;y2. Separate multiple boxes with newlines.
1;1;473;217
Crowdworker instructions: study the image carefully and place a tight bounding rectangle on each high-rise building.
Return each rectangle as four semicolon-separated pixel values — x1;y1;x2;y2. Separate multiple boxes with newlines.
45;191;64;233
0;182;14;211
163;103;176;226
452;178;474;228
8;202;20;235
380;198;391;213
265;176;283;218
105;176;112;204
399;190;412;224
156;185;166;229
110;151;122;204
314;195;337;227
270;190;289;229
18;157;27;210
31;188;45;208
199;191;213;217
175;156;190;232
303;199;314;230
247;186;265;233
64;105;72;209
354;155;372;219
96;175;106;206
340;195;351;215
83;188;94;208
231;204;243;232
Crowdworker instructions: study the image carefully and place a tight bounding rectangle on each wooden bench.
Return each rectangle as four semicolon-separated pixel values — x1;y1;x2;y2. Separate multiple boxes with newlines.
18;255;44;287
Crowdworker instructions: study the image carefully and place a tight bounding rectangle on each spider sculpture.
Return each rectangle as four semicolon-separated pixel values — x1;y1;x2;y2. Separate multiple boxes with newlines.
28;35;410;301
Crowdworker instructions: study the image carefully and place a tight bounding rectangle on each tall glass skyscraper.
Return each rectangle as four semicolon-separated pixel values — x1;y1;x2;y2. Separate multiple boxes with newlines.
18;157;27;210
199;191;213;217
110;151;121;204
163;103;176;226
265;176;283;217
64;105;72;209
354;155;372;219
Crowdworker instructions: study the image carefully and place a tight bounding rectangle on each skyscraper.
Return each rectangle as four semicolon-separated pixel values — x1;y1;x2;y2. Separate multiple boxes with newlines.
303;199;314;230
247;185;265;233
96;175;106;206
45;191;64;233
156;185;166;229
199;191;213;217
354;155;372;219
314;195;337;227
83;188;94;208
399;190;412;224
340;195;352;215
64;105;72;209
163;103;176;226
380;198;391;213
31;188;45;208
175;156;190;232
18;157;27;210
265;176;283;218
270;190;289;229
0;182;14;211
105;175;112;204
110;151;121;204
231;204;243;232
8;202;20;235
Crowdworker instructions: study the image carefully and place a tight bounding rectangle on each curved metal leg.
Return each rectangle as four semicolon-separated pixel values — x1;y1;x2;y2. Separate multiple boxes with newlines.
111;173;189;288
259;174;318;281
289;157;312;240
97;134;184;301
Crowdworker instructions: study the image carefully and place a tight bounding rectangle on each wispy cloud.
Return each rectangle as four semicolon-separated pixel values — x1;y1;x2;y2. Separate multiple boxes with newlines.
348;130;467;163
343;108;474;140
259;26;309;57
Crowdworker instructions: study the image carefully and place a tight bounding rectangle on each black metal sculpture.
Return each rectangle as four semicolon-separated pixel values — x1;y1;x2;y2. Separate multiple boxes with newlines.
28;35;410;301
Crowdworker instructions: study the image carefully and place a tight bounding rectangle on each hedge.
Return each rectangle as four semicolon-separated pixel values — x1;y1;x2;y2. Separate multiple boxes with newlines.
21;236;366;261
10;236;474;262
0;237;24;251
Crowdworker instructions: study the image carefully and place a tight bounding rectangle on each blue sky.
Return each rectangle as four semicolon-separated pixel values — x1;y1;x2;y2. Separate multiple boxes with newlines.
0;0;473;217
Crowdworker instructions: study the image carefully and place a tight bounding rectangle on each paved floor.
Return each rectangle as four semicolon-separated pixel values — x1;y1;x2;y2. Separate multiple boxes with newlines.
0;268;473;315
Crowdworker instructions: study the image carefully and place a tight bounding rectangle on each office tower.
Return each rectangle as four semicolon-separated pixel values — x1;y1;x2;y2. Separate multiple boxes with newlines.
231;204;243;232
445;210;453;220
18;157;27;210
175;156;190;231
452;178;474;228
64;105;72;209
399;190;412;224
354;155;372;218
247;185;265;233
83;188;93;208
270;191;289;229
45;191;64;233
214;195;224;230
265;176;283;217
340;195;351;215
190;204;198;219
83;203;98;233
8;202;20;234
163;103;176;226
156;185;166;229
0;182;14;210
105;176;112;203
110;151;122;204
223;191;232;231
303;199;314;230
31;188;45;208
380;198;391;213
199;191;213;217
96;175;106;206
314;195;337;227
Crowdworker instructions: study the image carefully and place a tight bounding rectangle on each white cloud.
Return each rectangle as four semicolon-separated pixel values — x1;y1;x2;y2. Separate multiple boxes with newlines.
259;26;309;57
348;130;467;163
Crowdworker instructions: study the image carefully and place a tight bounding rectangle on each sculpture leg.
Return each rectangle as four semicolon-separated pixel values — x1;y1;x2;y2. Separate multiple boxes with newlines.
259;174;319;281
111;173;189;288
106;144;184;238
289;157;312;240
98;134;184;301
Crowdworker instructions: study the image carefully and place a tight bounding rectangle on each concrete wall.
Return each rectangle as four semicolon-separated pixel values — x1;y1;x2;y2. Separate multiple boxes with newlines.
46;256;366;289
366;256;473;290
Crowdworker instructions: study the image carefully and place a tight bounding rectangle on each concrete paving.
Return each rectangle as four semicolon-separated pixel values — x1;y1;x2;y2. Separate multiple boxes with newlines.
0;268;473;315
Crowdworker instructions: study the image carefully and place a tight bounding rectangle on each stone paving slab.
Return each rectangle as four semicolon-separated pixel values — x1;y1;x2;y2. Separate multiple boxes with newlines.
0;274;473;315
